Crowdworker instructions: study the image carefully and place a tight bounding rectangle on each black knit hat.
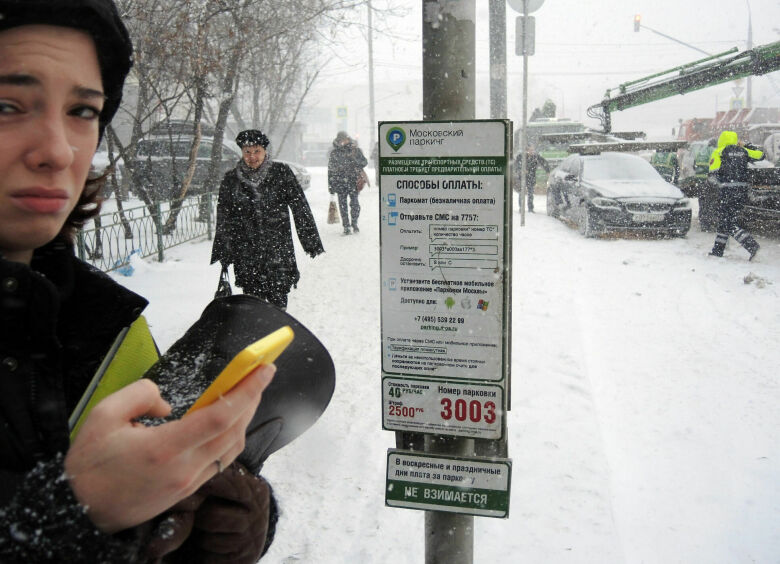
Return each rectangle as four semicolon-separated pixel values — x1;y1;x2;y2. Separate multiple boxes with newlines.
236;129;270;149
0;0;133;141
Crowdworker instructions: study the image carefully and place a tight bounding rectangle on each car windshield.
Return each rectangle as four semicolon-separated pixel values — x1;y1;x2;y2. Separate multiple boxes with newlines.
583;154;663;181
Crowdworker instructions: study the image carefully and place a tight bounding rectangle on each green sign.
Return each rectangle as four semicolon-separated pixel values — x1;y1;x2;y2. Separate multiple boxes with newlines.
386;450;511;518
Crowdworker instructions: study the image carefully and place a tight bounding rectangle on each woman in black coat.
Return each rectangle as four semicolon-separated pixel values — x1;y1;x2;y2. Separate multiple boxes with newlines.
0;2;275;561
328;131;368;235
211;130;324;309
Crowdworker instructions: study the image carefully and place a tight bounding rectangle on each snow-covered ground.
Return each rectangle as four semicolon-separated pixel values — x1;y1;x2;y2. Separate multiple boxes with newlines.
113;167;780;563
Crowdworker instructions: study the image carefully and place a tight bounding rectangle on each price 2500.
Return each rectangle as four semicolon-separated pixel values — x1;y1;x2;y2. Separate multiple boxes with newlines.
440;398;496;424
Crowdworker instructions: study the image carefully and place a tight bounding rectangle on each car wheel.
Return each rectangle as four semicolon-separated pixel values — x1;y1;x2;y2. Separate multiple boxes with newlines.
578;204;596;237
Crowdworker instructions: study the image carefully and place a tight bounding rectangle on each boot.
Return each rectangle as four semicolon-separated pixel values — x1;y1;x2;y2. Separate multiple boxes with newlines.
343;226;351;235
730;228;760;261
352;223;359;233
744;237;760;261
709;233;727;257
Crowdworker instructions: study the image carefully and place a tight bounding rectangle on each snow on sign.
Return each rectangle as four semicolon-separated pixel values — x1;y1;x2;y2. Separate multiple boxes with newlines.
379;120;512;438
386;450;511;518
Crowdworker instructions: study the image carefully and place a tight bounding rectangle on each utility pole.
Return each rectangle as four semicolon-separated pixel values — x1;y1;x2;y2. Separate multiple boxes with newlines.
422;5;476;561
422;0;476;121
746;0;753;108
368;0;377;150
489;0;507;119
520;1;528;227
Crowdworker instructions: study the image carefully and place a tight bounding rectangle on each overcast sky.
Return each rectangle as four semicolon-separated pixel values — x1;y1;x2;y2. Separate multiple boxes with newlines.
309;0;780;144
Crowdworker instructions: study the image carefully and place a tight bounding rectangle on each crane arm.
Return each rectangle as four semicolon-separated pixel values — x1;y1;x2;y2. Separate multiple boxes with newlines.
588;41;780;132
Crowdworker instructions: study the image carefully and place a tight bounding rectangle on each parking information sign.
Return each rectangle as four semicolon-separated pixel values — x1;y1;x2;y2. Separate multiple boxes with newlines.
379;120;512;438
386;450;511;518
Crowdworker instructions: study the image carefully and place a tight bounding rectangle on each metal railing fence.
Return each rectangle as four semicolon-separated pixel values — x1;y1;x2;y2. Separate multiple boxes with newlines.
76;192;216;272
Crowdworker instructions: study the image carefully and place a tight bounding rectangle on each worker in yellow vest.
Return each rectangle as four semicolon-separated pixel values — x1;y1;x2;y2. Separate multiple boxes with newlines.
707;131;764;260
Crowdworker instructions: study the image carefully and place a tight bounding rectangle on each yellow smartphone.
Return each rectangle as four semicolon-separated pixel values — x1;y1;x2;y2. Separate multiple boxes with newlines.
185;326;294;414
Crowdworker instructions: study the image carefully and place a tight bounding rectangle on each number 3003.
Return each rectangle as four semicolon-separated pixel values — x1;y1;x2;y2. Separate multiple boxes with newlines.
440;398;496;424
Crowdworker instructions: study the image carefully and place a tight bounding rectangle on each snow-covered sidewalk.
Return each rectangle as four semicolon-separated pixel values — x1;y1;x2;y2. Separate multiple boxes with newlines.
115;168;780;563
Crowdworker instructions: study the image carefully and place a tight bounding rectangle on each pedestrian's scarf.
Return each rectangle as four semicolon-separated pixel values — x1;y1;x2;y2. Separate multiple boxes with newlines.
236;154;273;191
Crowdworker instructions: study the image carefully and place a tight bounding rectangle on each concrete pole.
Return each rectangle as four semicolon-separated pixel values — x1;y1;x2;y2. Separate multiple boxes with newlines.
368;0;377;148
746;0;753;108
519;0;529;226
489;0;507;119
422;3;476;561
422;0;476;121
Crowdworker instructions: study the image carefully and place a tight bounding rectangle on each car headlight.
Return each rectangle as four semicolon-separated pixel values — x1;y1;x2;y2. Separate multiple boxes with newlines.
591;197;621;210
672;198;692;210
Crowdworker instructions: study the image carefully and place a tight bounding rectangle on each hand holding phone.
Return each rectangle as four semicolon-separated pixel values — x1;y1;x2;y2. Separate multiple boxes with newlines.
186;326;294;414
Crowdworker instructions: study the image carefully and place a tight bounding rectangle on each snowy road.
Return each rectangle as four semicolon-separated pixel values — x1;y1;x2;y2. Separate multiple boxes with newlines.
116;168;780;563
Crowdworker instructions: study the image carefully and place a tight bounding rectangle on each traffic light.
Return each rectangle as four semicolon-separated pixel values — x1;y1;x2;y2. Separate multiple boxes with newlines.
634;14;641;32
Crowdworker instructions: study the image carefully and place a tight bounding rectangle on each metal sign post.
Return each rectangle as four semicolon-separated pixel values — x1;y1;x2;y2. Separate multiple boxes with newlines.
508;0;543;226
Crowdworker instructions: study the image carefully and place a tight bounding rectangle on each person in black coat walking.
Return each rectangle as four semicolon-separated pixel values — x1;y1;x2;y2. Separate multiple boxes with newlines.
211;130;324;309
328;131;368;234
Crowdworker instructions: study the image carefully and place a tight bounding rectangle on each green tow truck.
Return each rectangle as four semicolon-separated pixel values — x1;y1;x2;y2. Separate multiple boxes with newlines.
587;40;780;232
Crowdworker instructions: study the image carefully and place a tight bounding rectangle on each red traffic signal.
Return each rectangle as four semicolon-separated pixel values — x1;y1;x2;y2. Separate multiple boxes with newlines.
634;14;641;32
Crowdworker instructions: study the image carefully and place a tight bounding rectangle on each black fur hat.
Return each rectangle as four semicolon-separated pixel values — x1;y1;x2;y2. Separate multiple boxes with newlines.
236;129;270;149
0;0;133;141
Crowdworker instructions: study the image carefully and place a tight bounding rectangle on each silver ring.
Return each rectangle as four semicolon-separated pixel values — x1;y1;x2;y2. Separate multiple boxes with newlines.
215;459;223;473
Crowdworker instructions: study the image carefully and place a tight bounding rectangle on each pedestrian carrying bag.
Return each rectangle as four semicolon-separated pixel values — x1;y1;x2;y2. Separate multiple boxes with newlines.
356;169;369;192
327;194;339;224
215;265;232;298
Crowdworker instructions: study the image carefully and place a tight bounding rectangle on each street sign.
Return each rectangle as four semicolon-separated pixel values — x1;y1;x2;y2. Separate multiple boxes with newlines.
337;106;348;118
383;377;504;439
515;16;535;56
507;0;544;14
386;450;511;518
378;120;512;438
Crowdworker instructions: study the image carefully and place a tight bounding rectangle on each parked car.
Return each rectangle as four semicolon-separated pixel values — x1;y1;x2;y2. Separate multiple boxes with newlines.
120;134;240;200
546;152;692;237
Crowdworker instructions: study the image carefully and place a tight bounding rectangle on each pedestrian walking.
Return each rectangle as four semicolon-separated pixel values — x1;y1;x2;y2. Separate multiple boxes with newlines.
707;130;764;260
515;144;550;213
328;131;368;234
211;129;324;309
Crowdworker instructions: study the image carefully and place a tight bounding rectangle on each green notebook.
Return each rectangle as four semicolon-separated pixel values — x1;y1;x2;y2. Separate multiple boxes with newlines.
69;315;160;441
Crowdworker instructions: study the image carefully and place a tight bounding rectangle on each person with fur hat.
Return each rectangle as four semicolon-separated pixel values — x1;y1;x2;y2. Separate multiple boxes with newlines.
211;129;324;309
0;1;277;561
328;131;368;234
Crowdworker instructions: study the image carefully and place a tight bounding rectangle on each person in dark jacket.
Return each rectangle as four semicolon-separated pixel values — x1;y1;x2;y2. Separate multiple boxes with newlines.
328;131;368;234
514;144;550;213
707;130;764;260
0;2;276;561
210;129;324;310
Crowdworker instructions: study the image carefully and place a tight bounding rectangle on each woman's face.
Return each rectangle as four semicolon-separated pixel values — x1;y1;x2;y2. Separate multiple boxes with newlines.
0;25;103;263
242;145;266;169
